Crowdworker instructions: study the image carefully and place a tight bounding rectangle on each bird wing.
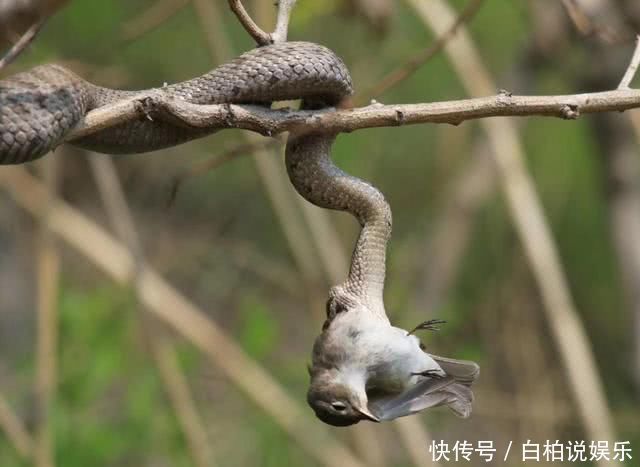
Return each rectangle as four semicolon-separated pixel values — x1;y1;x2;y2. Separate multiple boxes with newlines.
368;376;474;421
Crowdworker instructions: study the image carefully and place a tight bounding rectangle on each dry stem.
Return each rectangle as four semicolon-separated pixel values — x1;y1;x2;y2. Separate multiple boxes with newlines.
0;18;45;71
228;0;272;45
619;35;640;89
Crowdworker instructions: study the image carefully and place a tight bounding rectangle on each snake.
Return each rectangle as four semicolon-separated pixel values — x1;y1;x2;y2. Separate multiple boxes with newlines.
4;40;477;426
0;40;392;318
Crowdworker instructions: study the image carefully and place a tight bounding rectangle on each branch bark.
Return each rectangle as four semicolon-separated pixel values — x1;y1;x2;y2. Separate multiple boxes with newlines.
63;87;640;145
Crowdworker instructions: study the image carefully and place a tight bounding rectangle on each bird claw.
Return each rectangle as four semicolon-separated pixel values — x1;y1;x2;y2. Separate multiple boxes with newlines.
406;319;447;335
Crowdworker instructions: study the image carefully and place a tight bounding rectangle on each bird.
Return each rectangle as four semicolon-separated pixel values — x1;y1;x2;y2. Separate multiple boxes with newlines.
306;299;479;426
280;59;480;427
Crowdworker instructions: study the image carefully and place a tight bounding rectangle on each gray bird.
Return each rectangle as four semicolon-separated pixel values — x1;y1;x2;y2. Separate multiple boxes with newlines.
307;299;479;426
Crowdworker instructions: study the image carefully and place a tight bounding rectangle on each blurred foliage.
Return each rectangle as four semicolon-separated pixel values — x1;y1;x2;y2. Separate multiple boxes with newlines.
1;0;639;466
1;285;197;466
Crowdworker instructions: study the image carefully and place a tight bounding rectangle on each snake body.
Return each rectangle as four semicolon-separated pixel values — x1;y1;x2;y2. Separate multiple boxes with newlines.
0;41;392;312
0;42;351;162
285;133;391;316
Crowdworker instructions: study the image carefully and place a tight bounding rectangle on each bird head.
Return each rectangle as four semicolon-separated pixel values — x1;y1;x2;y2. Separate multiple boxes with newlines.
307;371;380;426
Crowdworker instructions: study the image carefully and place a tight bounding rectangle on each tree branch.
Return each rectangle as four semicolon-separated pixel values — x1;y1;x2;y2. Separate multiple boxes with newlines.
0;17;45;71
227;0;272;45
619;35;640;89
64;87;640;145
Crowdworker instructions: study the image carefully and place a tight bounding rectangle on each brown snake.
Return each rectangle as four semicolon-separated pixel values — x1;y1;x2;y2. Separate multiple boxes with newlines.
0;40;391;314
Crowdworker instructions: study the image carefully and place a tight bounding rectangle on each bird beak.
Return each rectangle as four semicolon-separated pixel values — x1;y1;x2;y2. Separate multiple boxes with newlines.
355;405;380;423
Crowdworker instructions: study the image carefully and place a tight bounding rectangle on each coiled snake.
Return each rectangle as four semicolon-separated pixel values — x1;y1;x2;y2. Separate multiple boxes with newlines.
0;40;391;316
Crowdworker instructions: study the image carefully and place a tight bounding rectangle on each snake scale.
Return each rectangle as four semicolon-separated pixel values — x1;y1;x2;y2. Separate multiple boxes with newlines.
0;40;392;315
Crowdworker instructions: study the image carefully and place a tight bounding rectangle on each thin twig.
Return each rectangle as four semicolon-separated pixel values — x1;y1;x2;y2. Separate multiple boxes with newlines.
0;18;45;72
357;0;484;104
272;0;298;43
0;166;365;467
618;35;640;89
227;0;272;45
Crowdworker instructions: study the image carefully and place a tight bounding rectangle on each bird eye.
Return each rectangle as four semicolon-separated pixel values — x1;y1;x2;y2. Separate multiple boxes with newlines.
331;401;347;411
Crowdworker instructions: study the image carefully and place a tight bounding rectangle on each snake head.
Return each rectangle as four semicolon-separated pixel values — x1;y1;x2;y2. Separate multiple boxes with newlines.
325;296;347;323
322;287;360;330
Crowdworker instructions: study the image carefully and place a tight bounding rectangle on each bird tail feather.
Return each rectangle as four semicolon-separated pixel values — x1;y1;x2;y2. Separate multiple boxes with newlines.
430;354;480;386
372;376;475;420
